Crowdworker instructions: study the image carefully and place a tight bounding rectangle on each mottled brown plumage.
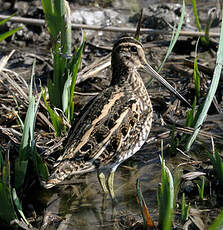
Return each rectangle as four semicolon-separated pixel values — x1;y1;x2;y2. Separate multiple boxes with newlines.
43;37;189;198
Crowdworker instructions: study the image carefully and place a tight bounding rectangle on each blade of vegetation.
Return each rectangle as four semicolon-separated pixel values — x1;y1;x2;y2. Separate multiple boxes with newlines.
181;193;190;221
43;0;70;108
170;124;180;155
42;0;73;109
64;33;85;121
185;39;200;127
208;209;223;230
158;143;174;230
12;188;29;225
0;150;18;224
0;26;22;42
15;61;37;190
0;150;3;170
208;149;223;186
31;141;49;181
0;14;16;25
191;0;202;31
41;0;85;129
0;15;22;42
136;179;155;229
186;98;197;127
186;10;223;150
173;168;182;207
15;60;48;190
193;39;201;100
191;0;209;45
146;0;185;88
196;176;205;200
42;88;65;137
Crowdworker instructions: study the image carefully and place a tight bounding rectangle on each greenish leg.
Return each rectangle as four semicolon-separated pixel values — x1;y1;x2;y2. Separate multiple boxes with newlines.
107;170;115;200
97;170;109;194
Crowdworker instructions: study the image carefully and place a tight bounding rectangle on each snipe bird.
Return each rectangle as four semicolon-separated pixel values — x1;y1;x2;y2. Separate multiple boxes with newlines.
44;37;189;199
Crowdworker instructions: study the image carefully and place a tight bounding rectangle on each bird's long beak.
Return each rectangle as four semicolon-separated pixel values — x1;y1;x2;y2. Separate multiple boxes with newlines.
143;63;191;108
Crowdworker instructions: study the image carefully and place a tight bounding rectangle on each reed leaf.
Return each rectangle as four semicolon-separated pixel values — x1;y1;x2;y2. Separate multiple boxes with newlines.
196;176;205;200
146;0;185;87
0;15;22;42
0;151;18;224
15;60;48;189
42;88;65;137
12;188;29;225
208;209;223;230
0;27;22;42
181;193;190;221
136;179;155;229
191;0;209;45
208;149;223;186
64;33;85;121
186;9;223;150
193;39;201;100
158;144;174;230
15;61;37;190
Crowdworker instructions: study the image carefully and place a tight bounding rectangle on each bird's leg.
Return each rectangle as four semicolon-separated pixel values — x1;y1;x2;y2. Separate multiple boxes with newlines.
107;166;118;203
97;170;109;194
107;171;115;199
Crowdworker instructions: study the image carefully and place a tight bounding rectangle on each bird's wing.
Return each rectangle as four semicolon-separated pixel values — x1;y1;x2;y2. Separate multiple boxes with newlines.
54;86;144;167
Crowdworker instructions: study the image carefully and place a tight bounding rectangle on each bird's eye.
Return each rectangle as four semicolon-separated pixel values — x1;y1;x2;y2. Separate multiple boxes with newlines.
130;46;137;53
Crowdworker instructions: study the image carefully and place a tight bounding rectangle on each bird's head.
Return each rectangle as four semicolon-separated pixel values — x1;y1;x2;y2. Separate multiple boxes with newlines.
111;37;191;108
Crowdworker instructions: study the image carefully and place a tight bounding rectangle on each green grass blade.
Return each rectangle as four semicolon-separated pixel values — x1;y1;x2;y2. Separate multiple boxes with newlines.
41;0;83;120
146;0;185;88
48;36;67;108
186;9;223;150
0;151;3;172
181;193;190;221
41;0;53;16
196;176;205;200
15;97;35;190
194;39;201;99
191;0;202;32
14;160;28;190
186;98;197;127
15;60;38;190
54;0;65;17
31;141;49;181
42;88;65;136
0;13;19;26
65;33;85;121
0;26;22;42
159;0;185;72
12;188;29;225
191;0;209;45
41;0;56;40
158;146;174;230
0;184;17;224
208;209;223;230
0;152;18;224
208;150;223;186
0;15;14;25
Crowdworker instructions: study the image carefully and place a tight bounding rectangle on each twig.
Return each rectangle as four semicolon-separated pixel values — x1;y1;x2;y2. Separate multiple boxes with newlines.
0;50;15;72
76;54;111;84
0;15;220;38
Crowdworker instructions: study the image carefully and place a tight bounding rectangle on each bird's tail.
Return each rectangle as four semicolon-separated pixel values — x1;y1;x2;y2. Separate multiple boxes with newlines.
42;160;96;189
